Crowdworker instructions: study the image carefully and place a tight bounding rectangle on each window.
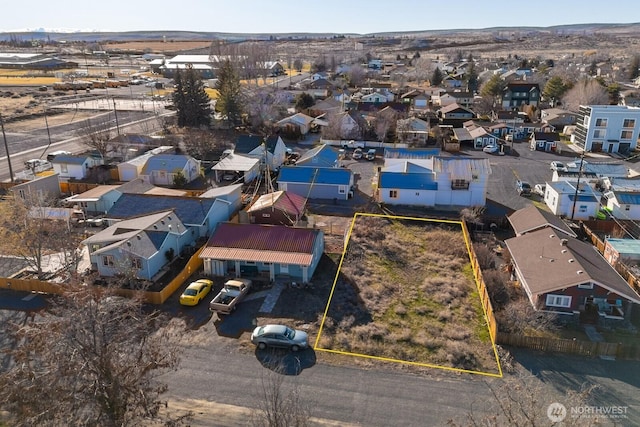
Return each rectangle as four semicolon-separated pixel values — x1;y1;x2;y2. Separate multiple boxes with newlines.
451;179;469;190
579;205;587;213
578;283;594;289
626;205;631;211
594;118;608;127
131;258;142;269
621;130;633;140
546;294;571;308
593;129;606;139
103;255;114;267
389;190;398;198
623;119;635;128
262;213;271;218
61;164;68;173
245;261;256;265
338;185;347;194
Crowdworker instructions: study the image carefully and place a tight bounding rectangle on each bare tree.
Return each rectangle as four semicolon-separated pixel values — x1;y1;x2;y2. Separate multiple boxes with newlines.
374;109;398;143
347;64;366;87
251;360;311;427
0;192;79;279
562;78;609;112
0;283;187;427
448;372;598;427
77;116;115;161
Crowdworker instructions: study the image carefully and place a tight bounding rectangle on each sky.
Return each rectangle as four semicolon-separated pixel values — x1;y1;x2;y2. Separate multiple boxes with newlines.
2;0;640;34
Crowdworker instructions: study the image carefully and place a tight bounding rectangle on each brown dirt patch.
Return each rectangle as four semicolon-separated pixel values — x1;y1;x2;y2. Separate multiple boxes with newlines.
102;40;212;53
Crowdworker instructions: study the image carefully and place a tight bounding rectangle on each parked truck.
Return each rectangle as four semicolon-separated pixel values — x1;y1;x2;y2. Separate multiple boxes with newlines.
209;278;252;315
340;140;365;149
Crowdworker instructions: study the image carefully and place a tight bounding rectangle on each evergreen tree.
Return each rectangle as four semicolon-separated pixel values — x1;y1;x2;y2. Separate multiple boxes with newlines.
295;93;315;111
431;67;444;86
629;55;640;80
215;59;245;126
171;66;212;128
542;76;568;104
589;60;598;77
465;62;479;93
480;74;506;100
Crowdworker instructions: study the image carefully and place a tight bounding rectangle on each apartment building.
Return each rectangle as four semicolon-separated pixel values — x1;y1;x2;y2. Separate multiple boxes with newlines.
571;105;640;153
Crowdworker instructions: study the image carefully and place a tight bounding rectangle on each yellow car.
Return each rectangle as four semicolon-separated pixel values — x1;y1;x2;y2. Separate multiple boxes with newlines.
179;279;213;306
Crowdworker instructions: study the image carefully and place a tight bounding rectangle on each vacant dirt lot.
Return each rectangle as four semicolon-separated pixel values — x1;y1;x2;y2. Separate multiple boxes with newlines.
315;214;500;375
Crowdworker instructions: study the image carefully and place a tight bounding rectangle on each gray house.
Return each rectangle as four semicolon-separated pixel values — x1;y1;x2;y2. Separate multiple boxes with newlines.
277;166;354;200
200;222;324;283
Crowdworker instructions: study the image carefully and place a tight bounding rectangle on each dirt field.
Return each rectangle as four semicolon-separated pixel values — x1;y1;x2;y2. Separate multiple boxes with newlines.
315;215;500;375
102;40;212;54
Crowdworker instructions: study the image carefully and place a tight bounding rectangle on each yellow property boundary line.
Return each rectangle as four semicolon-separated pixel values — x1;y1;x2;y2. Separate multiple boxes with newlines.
314;212;503;378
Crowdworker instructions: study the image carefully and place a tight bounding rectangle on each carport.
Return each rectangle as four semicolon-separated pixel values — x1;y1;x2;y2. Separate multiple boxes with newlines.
211;153;260;183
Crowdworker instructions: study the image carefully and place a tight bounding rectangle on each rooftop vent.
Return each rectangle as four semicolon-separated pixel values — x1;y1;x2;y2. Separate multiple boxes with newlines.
560;239;568;246
577;270;584;274
568;258;575;263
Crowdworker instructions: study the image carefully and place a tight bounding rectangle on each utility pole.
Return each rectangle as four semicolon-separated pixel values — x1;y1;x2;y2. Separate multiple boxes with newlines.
112;97;121;136
570;150;586;221
0;113;15;182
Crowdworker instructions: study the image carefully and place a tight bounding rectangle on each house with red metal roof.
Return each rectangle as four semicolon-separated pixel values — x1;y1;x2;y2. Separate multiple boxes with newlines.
246;191;307;226
200;222;324;282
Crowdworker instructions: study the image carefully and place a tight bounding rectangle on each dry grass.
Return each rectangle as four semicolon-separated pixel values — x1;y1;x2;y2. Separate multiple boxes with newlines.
318;215;498;374
102;40;212;53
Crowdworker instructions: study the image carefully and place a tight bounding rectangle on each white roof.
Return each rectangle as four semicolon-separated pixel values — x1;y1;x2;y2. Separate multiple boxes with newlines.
212;154;260;172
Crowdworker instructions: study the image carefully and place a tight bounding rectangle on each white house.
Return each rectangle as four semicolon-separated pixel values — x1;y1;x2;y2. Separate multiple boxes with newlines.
571;105;640;153
376;157;491;208
361;92;389;103
544;181;600;220
140;154;201;186
51;154;103;180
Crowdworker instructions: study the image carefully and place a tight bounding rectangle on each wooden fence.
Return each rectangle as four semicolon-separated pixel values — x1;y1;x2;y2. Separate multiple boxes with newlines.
0;247;204;305
461;221;498;342
497;332;621;358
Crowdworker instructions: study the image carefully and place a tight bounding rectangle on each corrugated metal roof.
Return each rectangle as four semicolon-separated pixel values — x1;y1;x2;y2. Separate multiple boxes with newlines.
606;238;640;256
277;166;351;185
248;191;306;215
295;144;340;167
107;194;214;225
143;154;190;173
432;157;492;180
201;223;320;265
616;192;640;204
51;155;88;165
212;154;260;171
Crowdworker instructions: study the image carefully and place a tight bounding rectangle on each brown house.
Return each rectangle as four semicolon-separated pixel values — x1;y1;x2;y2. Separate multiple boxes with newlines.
247;191;307;226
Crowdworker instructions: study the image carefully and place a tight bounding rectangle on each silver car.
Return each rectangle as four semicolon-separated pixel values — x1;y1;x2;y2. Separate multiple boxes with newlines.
251;324;309;352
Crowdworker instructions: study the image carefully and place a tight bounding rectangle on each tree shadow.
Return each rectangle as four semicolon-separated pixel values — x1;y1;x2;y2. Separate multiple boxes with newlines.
255;347;317;376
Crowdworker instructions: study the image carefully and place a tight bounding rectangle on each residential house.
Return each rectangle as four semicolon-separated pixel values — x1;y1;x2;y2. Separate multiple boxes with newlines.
361;92;389;104
277;166;354;200
9;173;60;202
116;146;176;182
82;211;192;280
375;157;491;208
602;191;640;221
199;184;244;214
276;113;326;136
438;103;476;126
505;227;640;320
160;54;216;78
383;148;441;159
553;160;629;182
106;193;236;238
603;238;640;267
295;144;342;168
544;180;600;220
140;154;201;186
570;105;640;153
51;154;103;180
328;111;362;139
200;222;324;282
530;132;561;152
311;71;330;81
396;117;430;145
541;108;578;128
434;91;473;108
453;121;498;149
442;75;463;89
246;191;307;226
108;134;160;160
309;98;342;116
234;134;288;172
507;205;578;238
501;82;540;109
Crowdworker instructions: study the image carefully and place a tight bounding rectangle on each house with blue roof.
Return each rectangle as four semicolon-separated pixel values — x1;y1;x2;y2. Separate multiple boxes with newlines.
295;144;342;168
51;154;103;180
106;193;236;238
602;191;640;221
277;166;354;200
141;154;201;186
376;157;491;208
545;180;600;220
82;211;187;280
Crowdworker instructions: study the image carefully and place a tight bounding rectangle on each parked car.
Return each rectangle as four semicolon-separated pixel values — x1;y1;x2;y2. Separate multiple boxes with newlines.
179;279;214;306
24;159;53;173
365;149;376;161
251;324;309;352
46;150;71;161
516;179;532;197
483;144;499;154
550;161;568;172
533;184;546;197
352;148;364;160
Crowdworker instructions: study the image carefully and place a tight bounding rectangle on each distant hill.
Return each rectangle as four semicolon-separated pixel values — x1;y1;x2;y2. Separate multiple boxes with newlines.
0;22;639;43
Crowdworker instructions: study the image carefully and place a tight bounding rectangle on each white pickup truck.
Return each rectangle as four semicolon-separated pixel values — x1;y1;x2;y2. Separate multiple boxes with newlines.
209;278;252;315
340;140;365;149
